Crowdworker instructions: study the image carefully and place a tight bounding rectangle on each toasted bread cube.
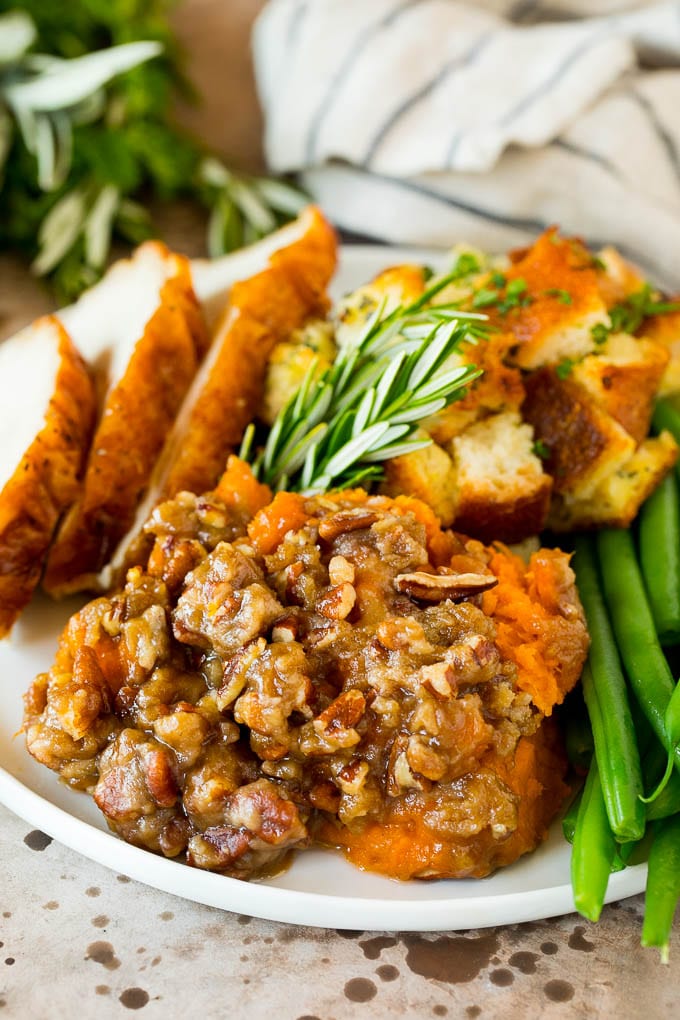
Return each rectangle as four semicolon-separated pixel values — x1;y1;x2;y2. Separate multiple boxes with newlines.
595;247;646;307
571;333;669;444
548;431;679;531
262;318;336;425
382;437;458;526
500;230;609;370
44;243;207;595
449;411;552;544
640;305;680;397
0;318;95;634
522;368;636;499
427;332;526;445
334;264;426;351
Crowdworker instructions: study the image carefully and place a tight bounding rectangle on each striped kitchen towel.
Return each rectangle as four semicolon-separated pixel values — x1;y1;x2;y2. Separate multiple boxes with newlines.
252;0;680;288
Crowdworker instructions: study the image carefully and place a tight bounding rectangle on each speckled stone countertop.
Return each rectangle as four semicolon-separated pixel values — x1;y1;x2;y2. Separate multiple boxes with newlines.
0;801;676;1019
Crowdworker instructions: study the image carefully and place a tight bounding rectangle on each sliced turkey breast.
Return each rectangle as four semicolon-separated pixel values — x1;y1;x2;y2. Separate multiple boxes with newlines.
100;206;337;587
0;317;95;635
43;243;208;596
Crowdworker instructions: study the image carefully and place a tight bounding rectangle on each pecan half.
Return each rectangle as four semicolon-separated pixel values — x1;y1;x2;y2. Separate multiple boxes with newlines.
318;508;379;541
394;571;498;603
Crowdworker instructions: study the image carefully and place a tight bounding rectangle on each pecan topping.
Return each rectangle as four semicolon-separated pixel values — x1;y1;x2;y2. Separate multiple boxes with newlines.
318;508;379;541
394;571;498;602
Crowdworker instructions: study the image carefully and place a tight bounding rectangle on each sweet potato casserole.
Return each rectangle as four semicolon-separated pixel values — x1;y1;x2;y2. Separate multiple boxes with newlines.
24;462;588;880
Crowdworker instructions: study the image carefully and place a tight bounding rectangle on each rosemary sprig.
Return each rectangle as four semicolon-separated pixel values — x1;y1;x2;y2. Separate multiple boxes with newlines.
0;7;307;299
243;270;488;494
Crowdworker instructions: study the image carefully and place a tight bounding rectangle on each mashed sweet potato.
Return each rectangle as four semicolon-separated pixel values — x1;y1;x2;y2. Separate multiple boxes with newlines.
24;461;588;880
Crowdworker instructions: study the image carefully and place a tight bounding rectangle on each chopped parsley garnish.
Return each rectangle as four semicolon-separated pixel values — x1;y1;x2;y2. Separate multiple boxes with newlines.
591;322;609;346
532;439;551;460
544;288;573;305
555;358;576;380
590;285;680;346
471;276;533;314
472;288;501;309
506;278;528;299
497;277;532;314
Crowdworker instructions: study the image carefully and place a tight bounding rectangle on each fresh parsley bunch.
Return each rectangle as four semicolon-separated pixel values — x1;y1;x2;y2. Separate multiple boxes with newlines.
0;2;305;301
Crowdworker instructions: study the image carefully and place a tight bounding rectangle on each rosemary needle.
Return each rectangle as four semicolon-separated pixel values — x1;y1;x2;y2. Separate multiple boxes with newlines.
243;270;488;494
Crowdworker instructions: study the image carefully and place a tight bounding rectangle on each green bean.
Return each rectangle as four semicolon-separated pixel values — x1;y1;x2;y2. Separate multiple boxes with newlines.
562;788;582;844
639;473;680;644
573;536;645;839
646;759;680;821
641;814;680;963
652;397;680;451
596;529;680;773
571;761;617;922
563;694;594;772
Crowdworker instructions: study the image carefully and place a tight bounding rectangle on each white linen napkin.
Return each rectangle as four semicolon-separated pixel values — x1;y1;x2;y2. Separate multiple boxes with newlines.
252;0;680;288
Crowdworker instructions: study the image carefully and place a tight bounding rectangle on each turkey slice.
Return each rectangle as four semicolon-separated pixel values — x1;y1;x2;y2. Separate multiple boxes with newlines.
101;205;337;586
43;242;208;596
0;317;95;635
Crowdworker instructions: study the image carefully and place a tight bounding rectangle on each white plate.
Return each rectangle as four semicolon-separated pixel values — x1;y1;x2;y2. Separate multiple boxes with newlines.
0;244;647;930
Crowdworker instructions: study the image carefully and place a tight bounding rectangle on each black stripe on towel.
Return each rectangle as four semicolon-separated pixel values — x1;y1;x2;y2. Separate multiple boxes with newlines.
363;170;551;232
497;30;610;129
343;169;658;276
444;30;612;168
552;138;623;180
286;1;309;51
304;0;431;164
627;87;680;187
363;32;496;168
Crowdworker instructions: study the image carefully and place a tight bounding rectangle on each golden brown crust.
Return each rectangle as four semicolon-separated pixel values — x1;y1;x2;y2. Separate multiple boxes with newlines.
43;258;205;595
382;441;458;526
500;229;607;370
0;317;95;635
640;305;680;396
522;367;636;496
548;431;679;531
571;336;669;444
453;481;552;546
160;207;337;498
428;332;526;445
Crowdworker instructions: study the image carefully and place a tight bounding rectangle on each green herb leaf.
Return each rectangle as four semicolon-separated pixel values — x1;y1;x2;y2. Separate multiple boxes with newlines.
472;288;500;309
545;287;573;305
532;439;551;460
555;358;576;380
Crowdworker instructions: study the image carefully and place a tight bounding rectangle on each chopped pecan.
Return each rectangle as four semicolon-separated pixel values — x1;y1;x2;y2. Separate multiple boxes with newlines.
272;613;300;643
419;661;456;699
317;582;356;621
316;689;366;733
318;508;379;541
394;570;498;602
328;555;355;585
